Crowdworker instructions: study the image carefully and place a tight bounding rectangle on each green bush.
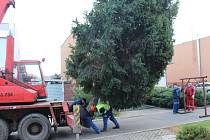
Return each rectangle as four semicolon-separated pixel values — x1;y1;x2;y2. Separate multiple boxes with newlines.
72;87;93;102
145;87;210;108
72;86;210;109
207;94;210;105
145;87;175;108
176;126;210;140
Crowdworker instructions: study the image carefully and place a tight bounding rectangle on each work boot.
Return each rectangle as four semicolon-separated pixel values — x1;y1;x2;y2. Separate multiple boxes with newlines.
101;128;107;132
112;126;120;129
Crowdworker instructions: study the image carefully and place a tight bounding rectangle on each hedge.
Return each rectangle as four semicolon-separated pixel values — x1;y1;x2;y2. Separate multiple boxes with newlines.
177;126;210;140
145;87;210;108
72;87;210;109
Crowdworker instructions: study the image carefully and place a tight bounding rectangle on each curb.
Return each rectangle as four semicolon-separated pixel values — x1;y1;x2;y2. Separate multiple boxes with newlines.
84;127;176;140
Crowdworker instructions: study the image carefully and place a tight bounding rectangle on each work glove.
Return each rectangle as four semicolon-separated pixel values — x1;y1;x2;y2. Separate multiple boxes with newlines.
99;108;105;114
109;106;113;112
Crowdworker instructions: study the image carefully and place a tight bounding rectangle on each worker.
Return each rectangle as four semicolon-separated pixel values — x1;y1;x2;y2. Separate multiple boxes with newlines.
172;84;181;114
184;83;196;111
69;98;100;134
68;98;87;112
96;102;120;132
80;104;100;134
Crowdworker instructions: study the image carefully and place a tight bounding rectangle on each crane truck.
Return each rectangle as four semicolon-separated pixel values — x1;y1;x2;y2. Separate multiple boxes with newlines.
0;1;78;140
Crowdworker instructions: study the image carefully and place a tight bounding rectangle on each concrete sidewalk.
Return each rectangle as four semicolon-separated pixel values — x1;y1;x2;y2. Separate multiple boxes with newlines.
87;129;176;140
118;106;210;133
119;106;210;125
89;107;210;140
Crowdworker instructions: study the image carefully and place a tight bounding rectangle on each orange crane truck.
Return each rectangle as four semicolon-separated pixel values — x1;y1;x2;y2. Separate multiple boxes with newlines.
0;1;78;140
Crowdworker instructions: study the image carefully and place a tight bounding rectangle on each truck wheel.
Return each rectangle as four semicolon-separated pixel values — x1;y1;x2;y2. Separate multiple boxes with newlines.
18;113;51;140
0;118;9;140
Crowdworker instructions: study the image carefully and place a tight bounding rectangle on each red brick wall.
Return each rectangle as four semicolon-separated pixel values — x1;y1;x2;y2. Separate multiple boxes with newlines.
166;36;210;85
64;82;74;101
166;40;199;85
199;36;210;81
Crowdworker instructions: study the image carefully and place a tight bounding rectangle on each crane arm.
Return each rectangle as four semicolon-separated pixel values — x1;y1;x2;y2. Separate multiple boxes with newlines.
0;0;15;23
0;0;15;80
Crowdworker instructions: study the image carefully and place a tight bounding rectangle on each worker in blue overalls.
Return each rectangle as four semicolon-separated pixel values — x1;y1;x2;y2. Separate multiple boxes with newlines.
68;98;87;112
68;98;100;134
80;104;100;134
172;84;181;114
96;102;120;132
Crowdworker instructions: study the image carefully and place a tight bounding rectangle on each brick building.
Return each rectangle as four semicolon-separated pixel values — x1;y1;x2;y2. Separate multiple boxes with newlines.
166;36;210;85
60;34;210;87
60;35;75;80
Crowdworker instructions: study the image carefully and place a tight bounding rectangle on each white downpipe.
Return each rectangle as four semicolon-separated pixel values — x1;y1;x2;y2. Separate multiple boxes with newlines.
196;37;201;76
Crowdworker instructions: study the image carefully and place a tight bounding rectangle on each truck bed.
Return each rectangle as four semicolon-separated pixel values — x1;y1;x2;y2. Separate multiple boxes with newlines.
0;101;68;110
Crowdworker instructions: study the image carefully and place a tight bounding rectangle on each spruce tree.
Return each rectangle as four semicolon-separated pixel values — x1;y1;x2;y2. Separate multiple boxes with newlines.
66;0;179;108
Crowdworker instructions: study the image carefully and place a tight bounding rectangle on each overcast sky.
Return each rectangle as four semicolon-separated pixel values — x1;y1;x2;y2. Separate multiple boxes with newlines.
2;0;210;75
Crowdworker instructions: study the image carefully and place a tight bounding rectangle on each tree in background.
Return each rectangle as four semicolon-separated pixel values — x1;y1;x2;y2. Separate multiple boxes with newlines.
52;73;61;79
66;0;179;109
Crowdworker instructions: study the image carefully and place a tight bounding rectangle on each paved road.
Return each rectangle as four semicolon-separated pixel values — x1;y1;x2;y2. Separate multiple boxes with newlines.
8;107;210;140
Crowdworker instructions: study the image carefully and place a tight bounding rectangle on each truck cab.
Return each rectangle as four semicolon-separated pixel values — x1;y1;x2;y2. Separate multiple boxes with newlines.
13;60;47;99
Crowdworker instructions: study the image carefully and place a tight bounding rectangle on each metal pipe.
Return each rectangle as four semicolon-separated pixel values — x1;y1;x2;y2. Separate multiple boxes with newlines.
5;35;14;80
196;37;201;76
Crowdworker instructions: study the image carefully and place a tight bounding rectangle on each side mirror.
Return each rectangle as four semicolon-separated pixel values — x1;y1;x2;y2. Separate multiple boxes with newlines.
9;0;15;8
41;58;46;62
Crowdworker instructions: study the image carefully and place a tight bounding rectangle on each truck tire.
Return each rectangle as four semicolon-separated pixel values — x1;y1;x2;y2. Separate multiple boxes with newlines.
18;113;51;140
0;118;9;140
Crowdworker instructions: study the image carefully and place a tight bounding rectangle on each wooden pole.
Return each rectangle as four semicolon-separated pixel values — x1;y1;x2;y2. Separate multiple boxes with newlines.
76;134;80;140
202;77;207;116
182;79;186;113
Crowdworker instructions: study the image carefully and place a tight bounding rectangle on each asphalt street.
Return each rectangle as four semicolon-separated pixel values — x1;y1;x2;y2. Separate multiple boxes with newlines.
8;107;210;140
